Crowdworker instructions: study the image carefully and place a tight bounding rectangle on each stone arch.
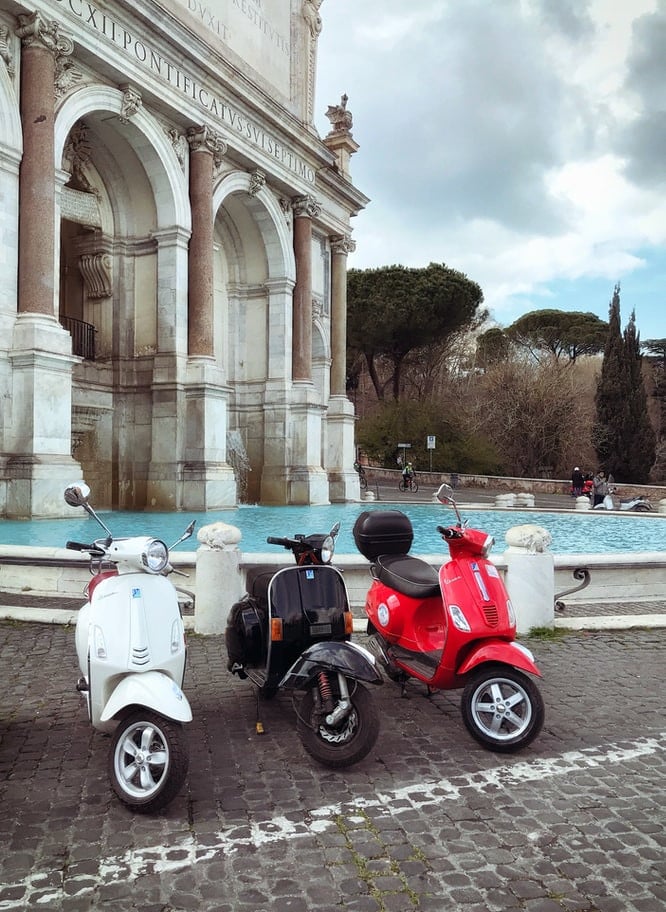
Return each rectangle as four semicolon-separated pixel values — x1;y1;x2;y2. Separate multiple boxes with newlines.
211;171;296;502
212;171;295;281
54;84;190;230
52;84;192;509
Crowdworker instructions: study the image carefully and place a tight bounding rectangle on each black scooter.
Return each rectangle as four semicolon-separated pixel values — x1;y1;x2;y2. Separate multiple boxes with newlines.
225;523;382;768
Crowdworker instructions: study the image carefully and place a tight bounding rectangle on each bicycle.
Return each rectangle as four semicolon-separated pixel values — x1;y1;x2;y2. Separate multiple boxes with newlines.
354;462;368;490
398;475;418;493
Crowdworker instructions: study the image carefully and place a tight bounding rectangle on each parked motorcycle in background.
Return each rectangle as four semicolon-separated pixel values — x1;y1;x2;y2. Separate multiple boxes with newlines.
226;523;382;768
353;484;545;753
594;486;653;512
65;483;194;813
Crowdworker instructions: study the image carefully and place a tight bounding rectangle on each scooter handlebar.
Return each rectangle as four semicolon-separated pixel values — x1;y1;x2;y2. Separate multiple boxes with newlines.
437;526;463;539
66;540;105;554
266;536;292;548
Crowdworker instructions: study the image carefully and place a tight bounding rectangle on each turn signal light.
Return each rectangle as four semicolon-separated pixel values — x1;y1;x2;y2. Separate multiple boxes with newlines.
271;618;283;641
344;611;354;635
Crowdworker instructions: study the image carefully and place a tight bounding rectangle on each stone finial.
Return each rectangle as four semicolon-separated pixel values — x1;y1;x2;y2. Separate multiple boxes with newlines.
325;94;353;135
197;521;242;550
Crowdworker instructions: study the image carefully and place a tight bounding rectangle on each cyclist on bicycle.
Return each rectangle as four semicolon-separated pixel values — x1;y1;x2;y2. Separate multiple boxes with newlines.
402;462;414;484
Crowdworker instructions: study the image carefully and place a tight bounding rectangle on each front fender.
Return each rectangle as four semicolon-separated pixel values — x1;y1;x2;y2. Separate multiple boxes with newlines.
457;640;542;678
100;671;193;723
280;641;382;690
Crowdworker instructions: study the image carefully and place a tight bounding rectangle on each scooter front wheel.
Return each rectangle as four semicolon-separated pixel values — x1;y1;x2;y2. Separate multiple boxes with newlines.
297;681;379;769
109;710;189;813
461;665;544;753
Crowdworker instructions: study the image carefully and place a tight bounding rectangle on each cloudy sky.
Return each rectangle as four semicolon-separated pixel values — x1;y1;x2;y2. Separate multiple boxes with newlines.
314;0;665;342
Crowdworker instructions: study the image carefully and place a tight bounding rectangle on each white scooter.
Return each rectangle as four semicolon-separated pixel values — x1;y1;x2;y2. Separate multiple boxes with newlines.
65;482;194;813
594;486;653;512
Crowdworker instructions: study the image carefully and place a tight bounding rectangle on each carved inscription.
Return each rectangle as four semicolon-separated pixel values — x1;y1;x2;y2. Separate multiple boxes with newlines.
61;186;102;227
50;0;315;184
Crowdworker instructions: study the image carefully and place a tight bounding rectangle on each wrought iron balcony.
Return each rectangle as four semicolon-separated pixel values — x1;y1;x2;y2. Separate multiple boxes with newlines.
61;315;96;361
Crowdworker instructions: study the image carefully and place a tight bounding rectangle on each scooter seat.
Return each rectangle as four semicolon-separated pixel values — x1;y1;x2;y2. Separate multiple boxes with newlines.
374;554;440;599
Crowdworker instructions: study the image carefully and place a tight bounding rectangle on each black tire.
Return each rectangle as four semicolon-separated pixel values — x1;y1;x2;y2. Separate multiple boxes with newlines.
359;473;368;491
109;710;189;813
634;503;650;512
398;480;407;492
296;681;380;769
461;664;544;753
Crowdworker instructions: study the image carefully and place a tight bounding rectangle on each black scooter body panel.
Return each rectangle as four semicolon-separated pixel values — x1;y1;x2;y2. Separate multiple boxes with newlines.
265;564;351;680
280;641;382;690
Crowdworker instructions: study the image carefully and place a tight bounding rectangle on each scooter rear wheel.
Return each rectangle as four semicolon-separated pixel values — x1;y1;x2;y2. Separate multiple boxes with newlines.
109;710;189;813
461;665;544;753
297;681;379;769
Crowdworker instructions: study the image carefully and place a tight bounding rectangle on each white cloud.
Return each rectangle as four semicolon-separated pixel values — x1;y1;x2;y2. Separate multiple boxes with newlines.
316;0;666;338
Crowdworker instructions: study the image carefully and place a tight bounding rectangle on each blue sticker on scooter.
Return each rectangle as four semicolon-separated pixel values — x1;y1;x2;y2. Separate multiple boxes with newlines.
305;569;315;579
132;588;142;598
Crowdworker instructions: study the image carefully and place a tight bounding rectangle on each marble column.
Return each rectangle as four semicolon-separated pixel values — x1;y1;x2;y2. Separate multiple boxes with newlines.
7;13;82;518
292;194;320;381
16;12;73;316
179;126;235;510
186;125;225;358
329;234;356;396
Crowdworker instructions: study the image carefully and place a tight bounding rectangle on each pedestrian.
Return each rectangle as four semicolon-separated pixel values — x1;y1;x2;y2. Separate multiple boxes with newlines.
571;466;584;497
592;470;608;507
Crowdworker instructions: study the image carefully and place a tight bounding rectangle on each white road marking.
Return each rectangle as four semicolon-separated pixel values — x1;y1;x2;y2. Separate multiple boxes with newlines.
1;732;664;910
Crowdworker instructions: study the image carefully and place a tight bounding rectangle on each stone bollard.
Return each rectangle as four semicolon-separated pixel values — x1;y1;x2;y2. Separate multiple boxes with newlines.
503;524;554;634
362;490;376;501
495;493;515;508
194;521;245;635
659;499;666;514
515;492;535;508
575;495;591;511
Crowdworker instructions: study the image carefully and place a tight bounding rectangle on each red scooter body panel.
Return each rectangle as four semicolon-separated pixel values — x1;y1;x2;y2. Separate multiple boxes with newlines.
364;532;534;689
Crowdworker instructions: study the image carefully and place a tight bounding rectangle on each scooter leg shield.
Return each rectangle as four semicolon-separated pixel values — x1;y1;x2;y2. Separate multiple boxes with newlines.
456;640;542;678
100;671;193;724
280;641;382;690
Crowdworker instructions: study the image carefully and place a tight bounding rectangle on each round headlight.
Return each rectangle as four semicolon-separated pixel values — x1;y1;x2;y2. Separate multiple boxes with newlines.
320;534;335;564
142;539;169;573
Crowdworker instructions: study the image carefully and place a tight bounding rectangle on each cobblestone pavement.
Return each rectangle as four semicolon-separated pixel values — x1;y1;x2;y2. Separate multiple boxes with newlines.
1;620;664;912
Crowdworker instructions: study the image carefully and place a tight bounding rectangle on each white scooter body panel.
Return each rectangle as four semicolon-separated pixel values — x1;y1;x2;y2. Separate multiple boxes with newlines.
100;670;192;724
75;572;188;732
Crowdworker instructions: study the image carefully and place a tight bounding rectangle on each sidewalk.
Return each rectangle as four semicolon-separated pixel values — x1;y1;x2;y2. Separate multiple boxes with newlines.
1;618;663;911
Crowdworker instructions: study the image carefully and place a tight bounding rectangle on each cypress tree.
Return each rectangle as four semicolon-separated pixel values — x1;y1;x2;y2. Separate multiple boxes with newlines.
593;284;656;482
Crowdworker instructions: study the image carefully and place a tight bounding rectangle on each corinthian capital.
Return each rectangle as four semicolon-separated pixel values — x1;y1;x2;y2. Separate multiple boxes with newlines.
187;125;227;157
292;194;321;219
330;234;356;256
16;12;74;56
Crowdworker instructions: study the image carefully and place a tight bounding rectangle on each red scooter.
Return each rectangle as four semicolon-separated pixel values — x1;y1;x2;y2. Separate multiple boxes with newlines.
353;484;545;752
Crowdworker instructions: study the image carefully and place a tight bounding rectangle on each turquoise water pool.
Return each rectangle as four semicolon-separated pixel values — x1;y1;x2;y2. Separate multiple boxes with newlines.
0;502;664;555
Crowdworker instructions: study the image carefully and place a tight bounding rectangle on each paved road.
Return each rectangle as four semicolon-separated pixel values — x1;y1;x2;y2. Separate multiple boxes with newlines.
1;620;663;911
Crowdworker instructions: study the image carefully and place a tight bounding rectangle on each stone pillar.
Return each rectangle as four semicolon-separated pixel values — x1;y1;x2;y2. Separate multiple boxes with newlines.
16;12;73;317
180;127;235;510
327;234;359;502
186;125;225;358
292;194;320;381
6;14;82;519
330;234;355;396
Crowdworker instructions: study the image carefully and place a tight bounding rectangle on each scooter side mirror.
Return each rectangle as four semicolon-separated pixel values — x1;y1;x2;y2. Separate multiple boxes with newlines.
64;482;91;508
436;483;454;504
329;522;341;538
